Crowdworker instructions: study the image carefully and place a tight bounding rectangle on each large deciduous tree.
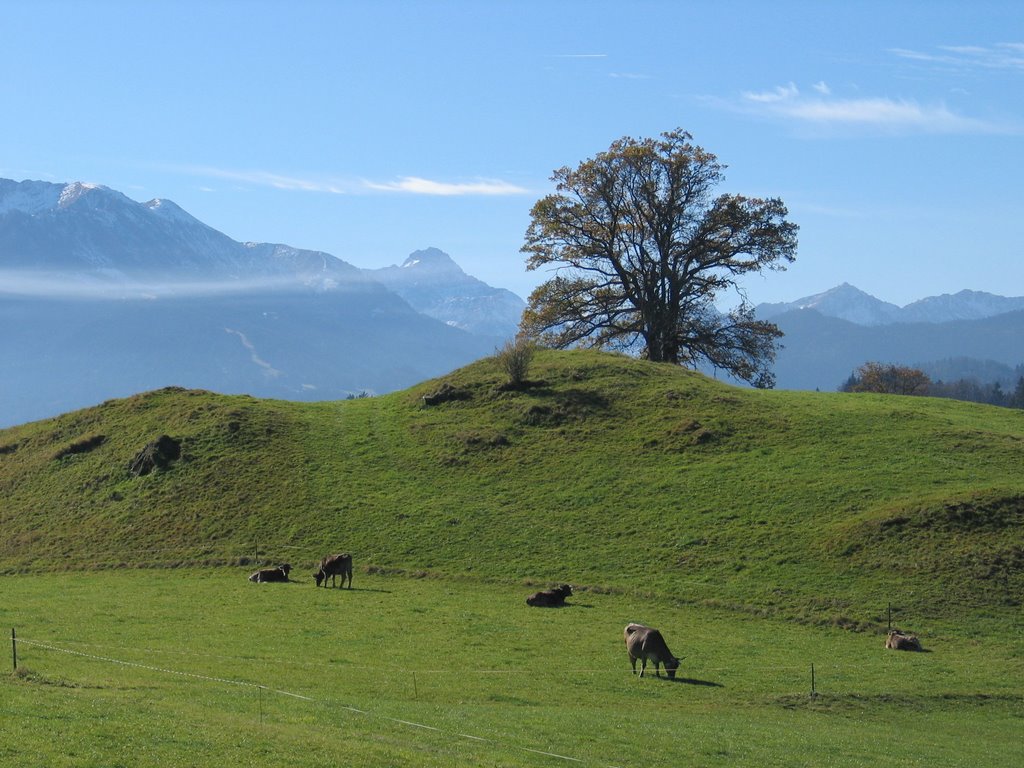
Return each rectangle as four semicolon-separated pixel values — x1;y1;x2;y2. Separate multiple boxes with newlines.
520;129;798;388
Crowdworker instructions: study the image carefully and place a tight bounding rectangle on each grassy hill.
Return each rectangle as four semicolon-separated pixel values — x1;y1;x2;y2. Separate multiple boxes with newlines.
2;349;1022;628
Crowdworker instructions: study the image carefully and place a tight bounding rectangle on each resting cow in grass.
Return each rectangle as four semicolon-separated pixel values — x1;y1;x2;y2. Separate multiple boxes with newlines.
624;623;680;678
886;630;923;651
249;563;291;583
315;553;353;588
526;583;572;607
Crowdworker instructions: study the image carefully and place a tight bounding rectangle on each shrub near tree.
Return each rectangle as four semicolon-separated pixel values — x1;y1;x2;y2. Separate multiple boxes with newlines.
494;335;536;387
841;362;931;396
520;128;798;388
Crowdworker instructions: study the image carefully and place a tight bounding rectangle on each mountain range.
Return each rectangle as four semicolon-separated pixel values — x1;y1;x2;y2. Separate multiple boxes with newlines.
3;176;1022;425
756;282;1024;326
368;247;526;338
0;178;524;427
753;284;1024;391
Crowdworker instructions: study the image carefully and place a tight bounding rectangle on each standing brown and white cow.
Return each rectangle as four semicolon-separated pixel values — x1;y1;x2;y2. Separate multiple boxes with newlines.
624;623;680;678
315;553;353;588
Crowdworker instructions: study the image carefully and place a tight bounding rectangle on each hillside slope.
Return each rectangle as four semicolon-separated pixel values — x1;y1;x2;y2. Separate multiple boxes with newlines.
1;350;1021;625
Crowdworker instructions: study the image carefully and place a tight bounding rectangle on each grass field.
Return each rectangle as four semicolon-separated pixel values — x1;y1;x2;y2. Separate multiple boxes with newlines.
2;569;1022;767
2;349;1022;765
2;350;1022;627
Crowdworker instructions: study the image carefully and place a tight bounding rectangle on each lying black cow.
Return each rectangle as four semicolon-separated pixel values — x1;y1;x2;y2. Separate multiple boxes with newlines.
314;553;353;589
526;583;572;607
249;563;291;583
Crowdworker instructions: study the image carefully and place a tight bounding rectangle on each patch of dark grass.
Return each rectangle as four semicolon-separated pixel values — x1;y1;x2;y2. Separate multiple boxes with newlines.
12;667;81;688
453;430;510;451
493;379;547;393
52;434;107;460
772;692;1024;713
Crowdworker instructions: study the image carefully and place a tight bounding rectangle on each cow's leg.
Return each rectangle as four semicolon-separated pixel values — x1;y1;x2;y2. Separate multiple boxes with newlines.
630;655;637;675
639;658;647;678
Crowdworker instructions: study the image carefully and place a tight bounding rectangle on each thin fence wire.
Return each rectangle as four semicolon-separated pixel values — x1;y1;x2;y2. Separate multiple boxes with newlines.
17;638;313;700
14;636;621;767
17;634;844;677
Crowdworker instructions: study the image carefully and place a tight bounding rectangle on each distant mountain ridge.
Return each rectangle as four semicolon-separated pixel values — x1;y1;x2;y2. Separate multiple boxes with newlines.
368;247;525;338
0;179;524;335
0;177;524;427
0;178;359;289
756;282;1024;326
764;308;1024;391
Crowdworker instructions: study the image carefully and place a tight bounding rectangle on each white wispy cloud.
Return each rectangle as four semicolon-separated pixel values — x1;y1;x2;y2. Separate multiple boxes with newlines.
174;166;528;197
362;176;529;196
735;82;1015;134
184;166;349;193
742;82;799;103
890;42;1024;71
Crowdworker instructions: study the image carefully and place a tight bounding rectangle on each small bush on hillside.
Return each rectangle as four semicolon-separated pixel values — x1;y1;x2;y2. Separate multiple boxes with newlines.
494;336;536;387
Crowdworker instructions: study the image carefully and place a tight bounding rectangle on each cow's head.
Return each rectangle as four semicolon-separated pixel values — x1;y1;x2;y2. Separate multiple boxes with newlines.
314;570;325;587
665;656;680;679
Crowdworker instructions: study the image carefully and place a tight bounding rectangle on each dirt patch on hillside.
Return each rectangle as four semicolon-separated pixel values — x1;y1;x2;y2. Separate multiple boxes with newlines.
129;435;182;476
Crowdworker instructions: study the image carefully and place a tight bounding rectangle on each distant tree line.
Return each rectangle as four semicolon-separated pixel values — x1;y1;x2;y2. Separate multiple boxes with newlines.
928;376;1024;408
840;361;1024;409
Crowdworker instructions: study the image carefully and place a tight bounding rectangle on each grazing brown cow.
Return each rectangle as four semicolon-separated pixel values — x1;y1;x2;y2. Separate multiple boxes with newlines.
886;630;923;651
526;583;572;607
315;553;353;588
624;623;680;678
249;563;291;583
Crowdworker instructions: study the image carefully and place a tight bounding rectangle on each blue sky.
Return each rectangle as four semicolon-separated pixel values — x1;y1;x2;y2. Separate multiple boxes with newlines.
2;0;1021;306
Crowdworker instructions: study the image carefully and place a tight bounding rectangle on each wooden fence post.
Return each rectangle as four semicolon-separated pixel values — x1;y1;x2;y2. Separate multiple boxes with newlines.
810;663;816;698
11;628;17;672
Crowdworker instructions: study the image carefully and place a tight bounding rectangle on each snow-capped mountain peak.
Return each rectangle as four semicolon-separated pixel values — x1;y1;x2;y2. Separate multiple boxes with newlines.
144;197;201;224
757;283;902;325
399;247;465;275
369;247;524;337
57;181;106;208
0;176;358;283
0;178;64;215
757;283;1024;326
900;289;1024;323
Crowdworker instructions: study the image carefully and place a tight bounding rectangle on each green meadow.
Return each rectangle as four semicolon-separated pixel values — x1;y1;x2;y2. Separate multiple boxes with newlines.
3;570;1021;768
1;349;1022;765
